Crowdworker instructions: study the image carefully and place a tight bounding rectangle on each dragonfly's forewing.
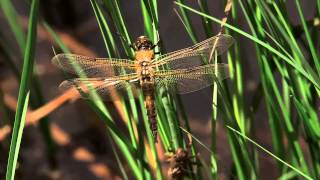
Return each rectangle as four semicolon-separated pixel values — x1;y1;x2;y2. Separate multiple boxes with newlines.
59;75;140;101
152;34;234;69
52;53;136;77
154;64;229;94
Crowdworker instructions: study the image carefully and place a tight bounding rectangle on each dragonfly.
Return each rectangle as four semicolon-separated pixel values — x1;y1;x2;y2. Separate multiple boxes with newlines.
52;34;234;142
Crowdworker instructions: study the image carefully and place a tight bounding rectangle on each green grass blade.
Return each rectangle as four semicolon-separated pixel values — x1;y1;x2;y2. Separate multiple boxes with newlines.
197;0;213;37
101;0;133;57
87;100;142;179
293;98;320;179
6;92;30;180
6;0;39;179
1;0;56;163
226;126;313;180
107;132;129;180
295;0;320;75
140;0;156;38
90;0;121;58
212;75;258;179
211;53;219;179
90;0;116;57
0;0;26;51
175;0;198;43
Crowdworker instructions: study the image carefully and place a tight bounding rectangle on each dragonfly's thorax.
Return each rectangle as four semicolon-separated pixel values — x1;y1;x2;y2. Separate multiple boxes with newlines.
135;50;154;62
139;61;154;86
135;50;155;86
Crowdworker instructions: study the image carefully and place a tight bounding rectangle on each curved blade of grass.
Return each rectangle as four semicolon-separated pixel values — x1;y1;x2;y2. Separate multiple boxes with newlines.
226;0;246;134
295;0;320;75
293;98;320;179
101;0;134;57
107;132;129;180
175;0;198;43
6;92;30;180
197;0;213;37
91;0;130;58
155;94;171;150
140;0;156;38
226;126;313;180
6;0;39;179
211;52;219;179
279;171;299;180
215;75;258;179
1;0;56;165
294;99;320;140
90;0;117;58
0;0;25;51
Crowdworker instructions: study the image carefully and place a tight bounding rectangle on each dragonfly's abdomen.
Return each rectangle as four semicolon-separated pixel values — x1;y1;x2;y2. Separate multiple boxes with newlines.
142;83;158;142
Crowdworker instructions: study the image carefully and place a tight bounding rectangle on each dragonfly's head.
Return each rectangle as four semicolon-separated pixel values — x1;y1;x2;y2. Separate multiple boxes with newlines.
133;36;154;51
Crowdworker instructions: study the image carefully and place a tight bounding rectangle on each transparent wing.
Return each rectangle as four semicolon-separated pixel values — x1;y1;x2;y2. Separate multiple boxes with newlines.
154;64;229;94
59;74;140;101
52;53;136;77
152;34;234;69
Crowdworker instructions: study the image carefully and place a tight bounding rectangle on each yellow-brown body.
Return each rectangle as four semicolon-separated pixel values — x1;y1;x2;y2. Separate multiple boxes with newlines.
135;49;158;141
